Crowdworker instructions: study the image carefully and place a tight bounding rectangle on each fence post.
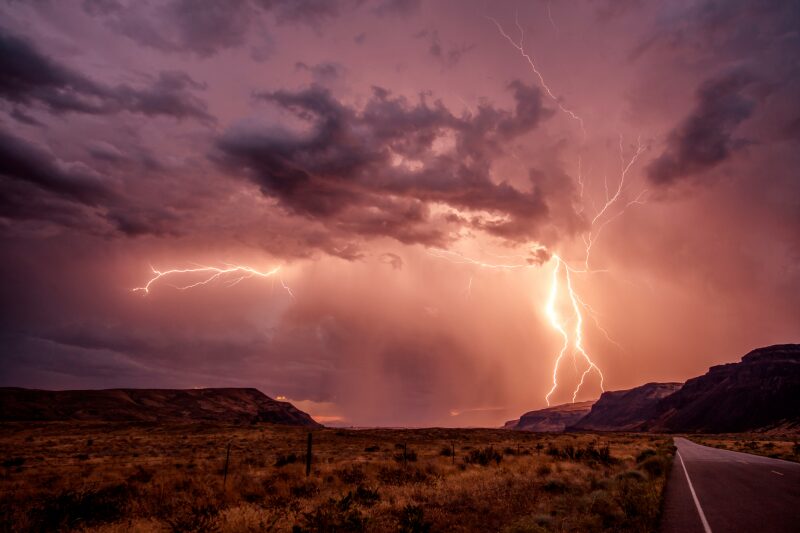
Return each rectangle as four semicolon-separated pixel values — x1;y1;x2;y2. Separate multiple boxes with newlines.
451;442;455;465
306;432;312;477
223;441;231;489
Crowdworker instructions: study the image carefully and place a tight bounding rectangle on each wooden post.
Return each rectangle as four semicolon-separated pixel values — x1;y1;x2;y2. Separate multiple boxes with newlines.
451;442;455;465
223;442;231;489
305;432;312;477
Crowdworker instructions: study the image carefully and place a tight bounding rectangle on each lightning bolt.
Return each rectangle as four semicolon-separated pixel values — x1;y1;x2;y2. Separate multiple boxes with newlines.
133;264;281;294
581;135;648;269
487;11;585;134
280;277;296;299
433;138;649;406
541;135;648;404
542;254;606;405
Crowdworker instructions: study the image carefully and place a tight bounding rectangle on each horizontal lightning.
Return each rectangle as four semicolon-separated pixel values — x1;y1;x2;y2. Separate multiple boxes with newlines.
132;264;281;294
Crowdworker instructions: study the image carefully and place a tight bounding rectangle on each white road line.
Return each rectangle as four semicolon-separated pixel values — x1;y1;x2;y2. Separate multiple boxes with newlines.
678;451;713;533
771;470;784;476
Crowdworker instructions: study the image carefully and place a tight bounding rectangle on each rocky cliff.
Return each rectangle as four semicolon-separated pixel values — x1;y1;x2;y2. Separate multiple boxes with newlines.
644;344;800;433
505;400;595;432
569;382;683;431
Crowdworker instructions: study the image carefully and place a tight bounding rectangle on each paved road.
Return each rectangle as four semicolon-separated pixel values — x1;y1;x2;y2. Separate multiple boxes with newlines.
659;437;800;533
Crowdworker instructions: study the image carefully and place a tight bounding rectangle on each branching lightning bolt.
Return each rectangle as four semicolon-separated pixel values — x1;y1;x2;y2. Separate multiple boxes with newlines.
432;8;650;405
133;264;281;294
582;136;648;269
487;11;585;134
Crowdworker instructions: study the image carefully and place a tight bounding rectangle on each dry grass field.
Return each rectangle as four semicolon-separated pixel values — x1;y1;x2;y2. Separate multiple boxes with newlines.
0;423;675;532
689;434;800;462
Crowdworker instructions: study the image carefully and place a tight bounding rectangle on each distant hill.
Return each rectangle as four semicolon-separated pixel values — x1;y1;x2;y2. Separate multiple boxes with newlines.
569;382;683;431
644;344;800;433
504;401;595;432
0;387;322;427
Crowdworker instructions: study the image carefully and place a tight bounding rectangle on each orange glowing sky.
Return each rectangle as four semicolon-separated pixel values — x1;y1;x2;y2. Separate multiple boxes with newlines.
1;0;798;426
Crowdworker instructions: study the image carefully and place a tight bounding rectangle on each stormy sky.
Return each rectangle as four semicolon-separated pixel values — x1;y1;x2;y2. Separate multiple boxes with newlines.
1;0;798;426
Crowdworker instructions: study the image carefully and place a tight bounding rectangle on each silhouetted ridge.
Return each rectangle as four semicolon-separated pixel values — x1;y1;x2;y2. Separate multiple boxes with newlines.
570;382;682;431
644;344;800;433
0;387;322;427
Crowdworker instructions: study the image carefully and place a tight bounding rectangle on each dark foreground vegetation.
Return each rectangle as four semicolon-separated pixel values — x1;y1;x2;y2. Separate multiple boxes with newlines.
0;423;675;532
689;434;800;463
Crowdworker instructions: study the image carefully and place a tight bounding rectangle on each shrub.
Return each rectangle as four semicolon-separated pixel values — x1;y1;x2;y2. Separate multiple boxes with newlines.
377;465;429;485
164;499;220;532
588;489;623;529
275;453;298;467
352;485;380;507
336;464;366;485
635;449;656;463
2;457;24;468
502;517;548;533
616;469;646;482
535;464;551;477
542;479;568;494
393;449;417;463
127;465;154;484
364;445;380;453
398;504;431;533
464;447;502;466
31;485;130;531
614;474;660;527
292;494;366;533
439;446;453;457
639;456;666;478
291;480;319;499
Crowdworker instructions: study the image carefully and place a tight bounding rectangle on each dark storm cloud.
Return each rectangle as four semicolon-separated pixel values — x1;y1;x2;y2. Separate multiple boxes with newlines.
0;129;113;205
0;28;213;122
113;71;214;123
105;206;182;237
295;61;345;85
373;0;420;18
217;82;562;246
631;0;800;62
9;108;43;127
256;0;364;29
647;70;757;185
0;28;108;114
82;0;421;60
0;128;188;238
83;0;254;58
0;178;101;232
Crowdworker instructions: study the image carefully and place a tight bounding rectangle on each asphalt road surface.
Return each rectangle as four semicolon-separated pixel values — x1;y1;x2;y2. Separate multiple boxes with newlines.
659;437;800;533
